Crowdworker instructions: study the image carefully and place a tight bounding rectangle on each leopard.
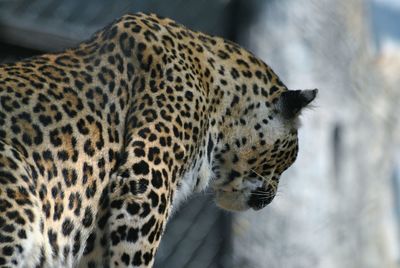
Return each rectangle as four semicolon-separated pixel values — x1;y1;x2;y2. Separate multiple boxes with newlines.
0;13;317;268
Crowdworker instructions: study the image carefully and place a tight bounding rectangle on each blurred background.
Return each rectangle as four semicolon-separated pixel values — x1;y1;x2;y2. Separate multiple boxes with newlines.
0;0;399;267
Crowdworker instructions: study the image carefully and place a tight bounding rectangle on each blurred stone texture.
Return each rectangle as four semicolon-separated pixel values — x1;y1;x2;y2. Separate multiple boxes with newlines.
232;0;400;267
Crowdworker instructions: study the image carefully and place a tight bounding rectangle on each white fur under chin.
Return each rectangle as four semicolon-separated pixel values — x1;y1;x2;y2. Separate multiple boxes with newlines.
171;157;213;213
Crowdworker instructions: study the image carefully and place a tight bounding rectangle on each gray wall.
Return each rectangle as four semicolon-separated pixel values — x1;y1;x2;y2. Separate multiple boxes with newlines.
232;0;400;267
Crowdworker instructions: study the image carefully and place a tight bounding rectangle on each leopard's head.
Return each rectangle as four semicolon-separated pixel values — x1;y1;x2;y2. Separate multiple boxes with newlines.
211;89;317;211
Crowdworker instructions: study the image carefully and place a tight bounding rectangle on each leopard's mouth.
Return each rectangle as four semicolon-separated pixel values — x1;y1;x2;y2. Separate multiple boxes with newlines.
246;185;277;210
213;183;277;211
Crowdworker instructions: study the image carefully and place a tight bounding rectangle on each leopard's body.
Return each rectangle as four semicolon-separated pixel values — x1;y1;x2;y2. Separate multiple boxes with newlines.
0;13;316;268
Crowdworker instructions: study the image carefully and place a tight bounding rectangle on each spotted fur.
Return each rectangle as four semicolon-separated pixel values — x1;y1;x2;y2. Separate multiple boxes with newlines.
0;13;316;268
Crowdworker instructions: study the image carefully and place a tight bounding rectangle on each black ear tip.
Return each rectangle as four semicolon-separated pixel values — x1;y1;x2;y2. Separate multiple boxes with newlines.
302;88;318;103
278;88;318;119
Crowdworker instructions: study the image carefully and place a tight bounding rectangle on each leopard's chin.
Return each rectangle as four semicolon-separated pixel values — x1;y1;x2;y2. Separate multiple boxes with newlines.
214;190;250;212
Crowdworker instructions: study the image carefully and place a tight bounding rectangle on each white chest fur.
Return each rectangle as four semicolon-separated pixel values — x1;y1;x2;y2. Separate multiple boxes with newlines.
171;156;213;212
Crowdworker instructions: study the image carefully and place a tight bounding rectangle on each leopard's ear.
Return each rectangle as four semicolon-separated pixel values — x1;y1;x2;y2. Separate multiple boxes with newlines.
278;89;318;119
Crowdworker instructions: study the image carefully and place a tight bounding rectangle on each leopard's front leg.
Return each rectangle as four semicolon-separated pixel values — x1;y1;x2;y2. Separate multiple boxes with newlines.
107;145;176;268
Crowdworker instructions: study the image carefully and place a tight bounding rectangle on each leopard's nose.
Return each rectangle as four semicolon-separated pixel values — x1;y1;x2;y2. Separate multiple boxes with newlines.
247;185;276;210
